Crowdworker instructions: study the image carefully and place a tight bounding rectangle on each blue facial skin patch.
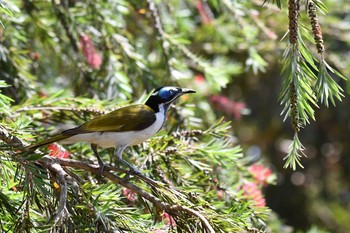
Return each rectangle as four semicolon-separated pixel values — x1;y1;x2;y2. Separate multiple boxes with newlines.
159;87;178;100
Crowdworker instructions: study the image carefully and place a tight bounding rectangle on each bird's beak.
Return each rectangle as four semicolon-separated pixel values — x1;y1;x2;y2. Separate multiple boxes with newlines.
167;88;195;104
180;88;196;94
175;88;195;101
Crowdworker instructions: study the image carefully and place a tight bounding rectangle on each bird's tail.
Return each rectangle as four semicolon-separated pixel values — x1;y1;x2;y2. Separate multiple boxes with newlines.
27;134;71;151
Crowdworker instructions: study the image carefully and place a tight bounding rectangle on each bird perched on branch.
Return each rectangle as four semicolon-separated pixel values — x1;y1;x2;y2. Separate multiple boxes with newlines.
28;86;195;174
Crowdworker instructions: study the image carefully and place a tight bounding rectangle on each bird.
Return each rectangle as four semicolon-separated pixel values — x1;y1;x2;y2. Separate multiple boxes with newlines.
28;86;196;175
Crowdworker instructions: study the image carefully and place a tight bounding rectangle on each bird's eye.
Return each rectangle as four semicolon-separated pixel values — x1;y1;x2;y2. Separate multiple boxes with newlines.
159;87;177;99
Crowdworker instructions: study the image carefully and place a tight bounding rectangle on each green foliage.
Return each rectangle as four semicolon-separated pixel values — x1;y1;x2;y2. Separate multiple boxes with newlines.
315;60;345;107
279;0;346;170
0;80;13;115
280;41;317;128
283;133;305;170
1;94;268;231
0;1;14;28
0;0;347;232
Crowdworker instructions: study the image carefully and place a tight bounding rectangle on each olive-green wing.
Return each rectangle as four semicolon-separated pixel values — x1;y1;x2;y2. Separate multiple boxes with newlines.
63;104;156;135
27;134;71;150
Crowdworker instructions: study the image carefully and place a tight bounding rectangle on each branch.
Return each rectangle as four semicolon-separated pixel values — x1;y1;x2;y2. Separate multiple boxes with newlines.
17;106;106;115
146;0;174;80
51;0;79;52
170;205;215;233
40;156;216;232
0;124;23;148
39;156;71;223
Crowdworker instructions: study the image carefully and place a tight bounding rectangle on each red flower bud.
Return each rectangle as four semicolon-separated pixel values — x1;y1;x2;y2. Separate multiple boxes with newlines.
79;34;102;69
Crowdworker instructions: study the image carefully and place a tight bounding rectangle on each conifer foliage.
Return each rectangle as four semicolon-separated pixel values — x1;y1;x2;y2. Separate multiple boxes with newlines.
278;0;345;169
0;0;346;232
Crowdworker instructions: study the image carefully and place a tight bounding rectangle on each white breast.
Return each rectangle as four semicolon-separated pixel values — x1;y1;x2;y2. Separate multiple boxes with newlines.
60;105;166;148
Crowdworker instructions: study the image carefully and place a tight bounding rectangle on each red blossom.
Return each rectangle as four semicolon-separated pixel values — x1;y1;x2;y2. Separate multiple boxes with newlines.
241;164;273;207
29;52;40;61
196;0;213;25
79;34;102;69
242;182;266;207
162;211;176;228
248;164;273;186
194;74;205;84
48;143;70;159
193;73;210;94
217;189;225;200
122;188;136;204
210;95;246;119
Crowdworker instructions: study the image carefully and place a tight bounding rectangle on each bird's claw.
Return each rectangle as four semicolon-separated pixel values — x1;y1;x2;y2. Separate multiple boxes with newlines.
98;163;106;177
123;166;142;181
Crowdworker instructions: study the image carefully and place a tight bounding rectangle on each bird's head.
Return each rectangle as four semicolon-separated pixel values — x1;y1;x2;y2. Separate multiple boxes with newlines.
145;86;196;112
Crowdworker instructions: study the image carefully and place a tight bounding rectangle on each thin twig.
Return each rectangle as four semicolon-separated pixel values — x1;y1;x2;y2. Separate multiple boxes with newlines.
170;205;215;233
39;157;70;223
146;0;174;80
51;0;79;52
42;157;216;232
17;106;106;115
0;125;23;148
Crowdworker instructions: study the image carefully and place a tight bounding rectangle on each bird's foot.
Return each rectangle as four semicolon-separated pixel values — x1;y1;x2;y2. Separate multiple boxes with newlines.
129;166;142;175
98;164;106;176
91;144;107;177
113;156;142;180
117;159;141;174
123;166;142;181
